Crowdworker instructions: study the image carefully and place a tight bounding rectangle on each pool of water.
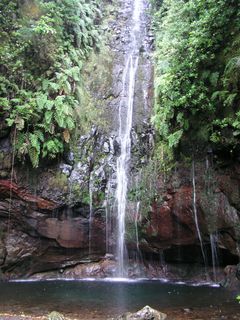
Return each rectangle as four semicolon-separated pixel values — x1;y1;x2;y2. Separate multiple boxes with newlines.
0;279;238;319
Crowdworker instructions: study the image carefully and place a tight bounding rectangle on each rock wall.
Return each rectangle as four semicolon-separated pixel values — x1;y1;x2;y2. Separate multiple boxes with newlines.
140;162;240;260
0;160;239;280
0;0;239;282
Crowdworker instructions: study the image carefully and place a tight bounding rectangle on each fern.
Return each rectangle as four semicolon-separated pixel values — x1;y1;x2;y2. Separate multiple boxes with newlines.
28;147;40;168
45;110;53;124
43;139;64;158
36;94;48;110
1;0;102;167
153;0;240;157
29;133;40;152
34;130;45;142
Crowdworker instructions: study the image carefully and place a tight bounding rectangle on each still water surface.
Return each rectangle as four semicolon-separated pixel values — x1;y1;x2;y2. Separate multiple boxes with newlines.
0;280;238;319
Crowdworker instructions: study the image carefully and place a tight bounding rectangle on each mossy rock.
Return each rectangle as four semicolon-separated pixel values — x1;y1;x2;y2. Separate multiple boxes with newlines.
48;173;68;190
0;152;12;170
47;311;65;320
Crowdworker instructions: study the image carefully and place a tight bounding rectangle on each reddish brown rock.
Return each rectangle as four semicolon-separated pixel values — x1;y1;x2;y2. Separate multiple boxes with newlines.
144;186;202;248
0;180;58;211
147;202;173;241
171;186;196;229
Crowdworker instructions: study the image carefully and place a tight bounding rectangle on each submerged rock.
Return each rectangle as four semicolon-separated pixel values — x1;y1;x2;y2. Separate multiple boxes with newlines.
117;305;167;320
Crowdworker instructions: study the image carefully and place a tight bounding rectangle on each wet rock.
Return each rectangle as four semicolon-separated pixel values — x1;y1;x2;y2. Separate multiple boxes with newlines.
0;180;59;211
71;203;90;218
37;216;105;249
4;230;42;266
0;239;6;265
63;151;74;166
62;259;116;278
146;202;173;242
143;186;199;249
117;306;167;320
47;311;65;320
0;152;12;171
218;170;240;211
103;141;110;153
220;265;240;290
0;118;10;139
59;163;72;177
236;263;240;280
104;253;114;260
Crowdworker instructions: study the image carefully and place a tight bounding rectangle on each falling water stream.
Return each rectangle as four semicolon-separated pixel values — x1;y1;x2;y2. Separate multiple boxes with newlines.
210;233;219;282
88;172;94;255
192;161;207;269
116;0;144;277
135;201;140;254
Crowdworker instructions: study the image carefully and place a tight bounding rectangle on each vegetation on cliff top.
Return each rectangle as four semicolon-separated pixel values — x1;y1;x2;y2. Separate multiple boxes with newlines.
0;0;101;167
2;0;240;169
152;0;240;160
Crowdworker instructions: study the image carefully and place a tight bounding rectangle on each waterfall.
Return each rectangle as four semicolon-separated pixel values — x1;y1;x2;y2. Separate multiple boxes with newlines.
116;55;139;276
88;172;93;255
115;0;144;277
205;154;219;282
210;233;219;282
192;161;207;268
135;201;140;254
159;251;167;275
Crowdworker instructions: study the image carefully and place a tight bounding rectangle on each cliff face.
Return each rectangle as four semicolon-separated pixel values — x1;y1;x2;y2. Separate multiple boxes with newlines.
0;0;239;282
0;160;239;280
141;163;240;257
0;0;155;279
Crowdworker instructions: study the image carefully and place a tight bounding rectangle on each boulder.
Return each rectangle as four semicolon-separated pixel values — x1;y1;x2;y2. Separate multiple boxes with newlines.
117;306;167;320
220;265;240;290
47;311;65;320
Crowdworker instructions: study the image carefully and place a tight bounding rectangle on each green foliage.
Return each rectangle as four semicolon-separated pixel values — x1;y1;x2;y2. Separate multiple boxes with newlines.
153;0;240;157
128;155;162;218
236;295;240;303
0;0;102;167
48;172;68;190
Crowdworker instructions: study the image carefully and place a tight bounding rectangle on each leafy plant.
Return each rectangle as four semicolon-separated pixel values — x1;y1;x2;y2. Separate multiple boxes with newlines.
152;0;240;159
0;0;102;167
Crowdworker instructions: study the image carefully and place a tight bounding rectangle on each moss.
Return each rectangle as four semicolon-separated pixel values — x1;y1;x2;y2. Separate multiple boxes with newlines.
81;47;114;130
69;47;113;159
126;222;138;242
48;173;68;191
69;183;90;205
94;190;105;205
0;152;12;170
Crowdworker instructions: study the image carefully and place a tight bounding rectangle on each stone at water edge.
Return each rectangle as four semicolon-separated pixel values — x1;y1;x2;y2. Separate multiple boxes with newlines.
47;311;65;320
117;305;167;320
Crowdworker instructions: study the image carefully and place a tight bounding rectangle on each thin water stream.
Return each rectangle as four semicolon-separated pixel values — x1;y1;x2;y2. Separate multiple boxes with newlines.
192;161;207;268
88;172;94;255
135;201;140;254
210;233;219;282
